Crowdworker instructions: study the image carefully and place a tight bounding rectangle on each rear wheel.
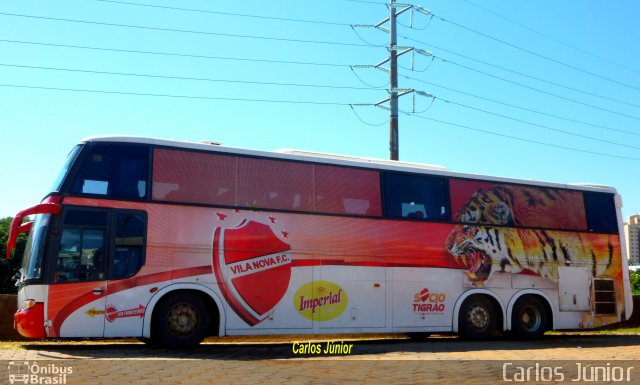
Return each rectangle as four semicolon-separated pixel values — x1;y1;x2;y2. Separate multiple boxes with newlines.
458;295;496;340
511;296;547;339
151;292;211;348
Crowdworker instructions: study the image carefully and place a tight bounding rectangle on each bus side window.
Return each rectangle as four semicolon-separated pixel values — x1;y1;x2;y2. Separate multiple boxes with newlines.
111;212;146;280
383;173;449;221
54;210;107;283
69;144;149;199
584;192;618;233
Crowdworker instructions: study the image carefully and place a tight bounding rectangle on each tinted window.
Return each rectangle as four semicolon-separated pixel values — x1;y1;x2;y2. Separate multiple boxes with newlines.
54;210;107;283
112;212;145;280
70;144;149;199
450;179;587;230
64;210;108;227
152;149;236;205
22;214;51;281
315;165;382;216
52;145;82;192
383;173;449;221
584;192;618;233
238;158;313;211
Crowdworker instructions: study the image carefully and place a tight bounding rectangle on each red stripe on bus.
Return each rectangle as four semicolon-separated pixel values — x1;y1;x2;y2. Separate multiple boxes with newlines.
50;265;213;337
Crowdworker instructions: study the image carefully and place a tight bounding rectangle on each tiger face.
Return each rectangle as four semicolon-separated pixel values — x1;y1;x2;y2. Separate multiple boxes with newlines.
447;223;621;287
456;187;514;225
445;225;514;286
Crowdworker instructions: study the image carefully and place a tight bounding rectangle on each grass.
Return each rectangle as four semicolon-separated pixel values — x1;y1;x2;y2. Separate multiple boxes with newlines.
547;327;640;335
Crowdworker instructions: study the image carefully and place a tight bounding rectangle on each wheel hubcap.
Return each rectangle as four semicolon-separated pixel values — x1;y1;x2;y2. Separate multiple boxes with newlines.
468;304;489;330
168;304;198;336
520;305;542;332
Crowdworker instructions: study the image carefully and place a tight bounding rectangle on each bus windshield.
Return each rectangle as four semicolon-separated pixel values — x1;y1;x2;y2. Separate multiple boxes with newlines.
51;145;82;192
21;214;51;281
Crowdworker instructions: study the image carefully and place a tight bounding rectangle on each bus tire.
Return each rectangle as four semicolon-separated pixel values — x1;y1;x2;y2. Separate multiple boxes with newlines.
151;292;211;348
458;295;496;340
511;296;547;340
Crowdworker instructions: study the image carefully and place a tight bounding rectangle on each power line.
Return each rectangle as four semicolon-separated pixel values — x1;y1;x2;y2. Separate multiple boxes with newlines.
95;0;352;26
405;112;640;162
5;37;636;135
9;10;636;117
0;83;352;105
0;12;377;48
5;81;637;161
398;33;640;110
437;98;640;150
87;1;640;103
434;55;640;121
8;55;631;148
0;39;350;67
430;12;640;93
350;66;389;88
461;0;640;76
6;36;639;129
0;62;385;91
349;105;389;126
345;0;387;5
401;73;640;137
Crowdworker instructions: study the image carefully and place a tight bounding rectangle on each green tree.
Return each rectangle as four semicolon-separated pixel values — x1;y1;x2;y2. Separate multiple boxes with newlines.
0;217;27;294
631;270;640;296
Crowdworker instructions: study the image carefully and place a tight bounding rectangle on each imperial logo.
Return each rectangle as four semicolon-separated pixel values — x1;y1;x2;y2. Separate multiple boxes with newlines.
213;219;292;326
294;281;348;321
412;288;446;313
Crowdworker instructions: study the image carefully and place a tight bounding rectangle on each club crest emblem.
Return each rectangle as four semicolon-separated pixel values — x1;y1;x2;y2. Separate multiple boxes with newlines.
213;219;292;325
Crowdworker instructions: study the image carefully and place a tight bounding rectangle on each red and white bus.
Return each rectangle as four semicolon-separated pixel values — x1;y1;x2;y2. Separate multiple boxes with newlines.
8;136;633;346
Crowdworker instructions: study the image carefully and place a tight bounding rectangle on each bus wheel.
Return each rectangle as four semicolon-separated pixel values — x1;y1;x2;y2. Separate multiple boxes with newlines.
511;296;547;340
152;292;211;348
458;295;496;340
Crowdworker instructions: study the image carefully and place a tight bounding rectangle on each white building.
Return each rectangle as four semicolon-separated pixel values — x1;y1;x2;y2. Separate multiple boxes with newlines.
624;214;640;266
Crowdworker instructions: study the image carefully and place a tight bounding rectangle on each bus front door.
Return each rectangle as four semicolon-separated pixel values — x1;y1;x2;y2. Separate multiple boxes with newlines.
46;208;109;338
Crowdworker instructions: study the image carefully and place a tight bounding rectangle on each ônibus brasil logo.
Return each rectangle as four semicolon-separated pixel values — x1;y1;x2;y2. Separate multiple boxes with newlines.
413;288;446;313
8;361;72;384
294;281;348;321
213;217;292;326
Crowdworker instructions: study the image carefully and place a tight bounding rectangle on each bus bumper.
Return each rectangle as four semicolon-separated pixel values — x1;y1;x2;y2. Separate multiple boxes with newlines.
14;303;46;339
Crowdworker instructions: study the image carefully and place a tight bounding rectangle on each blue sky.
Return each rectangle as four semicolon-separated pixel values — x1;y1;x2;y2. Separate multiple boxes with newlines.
1;0;639;221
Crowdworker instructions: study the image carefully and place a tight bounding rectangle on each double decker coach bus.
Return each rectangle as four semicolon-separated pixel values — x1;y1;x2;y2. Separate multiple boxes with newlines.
7;136;633;347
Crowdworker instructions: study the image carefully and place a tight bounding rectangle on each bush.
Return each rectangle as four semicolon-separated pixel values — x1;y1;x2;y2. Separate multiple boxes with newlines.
631;270;640;296
0;217;26;294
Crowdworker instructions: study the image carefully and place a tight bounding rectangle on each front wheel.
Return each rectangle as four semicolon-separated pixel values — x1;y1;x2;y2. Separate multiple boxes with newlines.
511;296;547;339
151;293;211;348
458;295;496;340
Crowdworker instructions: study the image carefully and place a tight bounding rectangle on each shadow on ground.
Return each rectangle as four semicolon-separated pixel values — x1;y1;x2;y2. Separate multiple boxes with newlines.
16;334;640;360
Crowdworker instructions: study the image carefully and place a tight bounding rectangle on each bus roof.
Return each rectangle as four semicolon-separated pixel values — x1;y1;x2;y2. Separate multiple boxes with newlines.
81;135;617;194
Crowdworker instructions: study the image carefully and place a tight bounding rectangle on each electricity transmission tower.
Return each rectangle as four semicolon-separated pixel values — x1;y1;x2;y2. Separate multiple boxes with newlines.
359;0;431;160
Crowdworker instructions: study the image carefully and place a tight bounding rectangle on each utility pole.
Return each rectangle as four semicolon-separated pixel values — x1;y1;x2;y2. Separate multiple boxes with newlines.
373;1;413;160
357;1;431;160
389;0;399;161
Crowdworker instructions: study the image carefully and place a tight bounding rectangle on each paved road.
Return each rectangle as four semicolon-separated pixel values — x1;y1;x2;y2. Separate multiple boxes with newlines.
1;334;639;384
